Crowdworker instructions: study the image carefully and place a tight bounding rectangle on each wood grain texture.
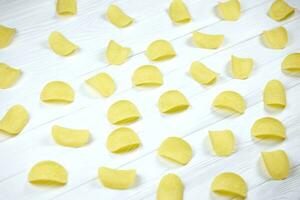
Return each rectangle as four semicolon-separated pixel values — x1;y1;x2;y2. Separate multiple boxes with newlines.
0;0;300;199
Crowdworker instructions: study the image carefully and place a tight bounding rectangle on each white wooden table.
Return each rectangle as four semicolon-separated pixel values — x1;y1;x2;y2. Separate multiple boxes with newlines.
0;0;300;199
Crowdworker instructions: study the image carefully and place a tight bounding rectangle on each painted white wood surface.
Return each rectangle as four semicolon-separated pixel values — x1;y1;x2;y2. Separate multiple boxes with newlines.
0;0;300;199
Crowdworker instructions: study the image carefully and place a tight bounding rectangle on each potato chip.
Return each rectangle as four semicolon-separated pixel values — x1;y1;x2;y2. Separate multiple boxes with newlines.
169;0;191;23
106;40;131;65
263;79;286;109
192;32;224;49
261;150;289;180
281;53;300;73
98;167;136;189
106;127;140;153
213;91;246;114
146;40;176;61
157;173;184;200
86;72;116;97
158;90;189;114
0;63;21;89
56;0;77;16
268;0;294;21
0;105;29;135
106;5;133;28
40;81;75;103
262;26;288;49
107;100;140;125
52;125;90;147
28;160;68;185
217;0;241;21
231;55;253;80
189;61;217;85
158;137;192;165
211;172;247;198
209;130;235;156
0;25;16;49
132;65;163;87
48;31;78;56
251;117;286;140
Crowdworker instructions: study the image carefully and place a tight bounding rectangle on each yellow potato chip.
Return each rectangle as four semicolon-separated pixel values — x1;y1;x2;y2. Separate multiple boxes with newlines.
0;25;16;49
262;26;288;49
48;31;78;56
192;32;224;49
231;55;253;80
107;100;140;125
211;172;247;198
263;79;286;109
209;130;235;156
213;90;246;114
157;173;184;200
106;5;133;28
0;63;21;89
28;160;68;185
56;0;77;16
146;40;176;61
52;125;90;147
132;65;163;87
106;127;140;153
158;90;189;114
40;81;75;103
251;117;286;140
169;0;191;23
281;53;300;73
261;150;289;180
0;105;29;135
98;167;136;189
217;0;241;21
189;61;217;85
268;0;294;21
106;40;131;65
86;72;116;97
158;137;192;165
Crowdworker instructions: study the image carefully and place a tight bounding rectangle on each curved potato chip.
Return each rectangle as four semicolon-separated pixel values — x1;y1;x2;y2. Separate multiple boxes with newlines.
169;0;191;23
56;0;77;16
268;0;294;21
158;90;189;114
281;53;300;73
28;161;67;185
86;72;116;97
231;55;253;80
157;173;184;200
217;0;241;21
0;25;16;49
261;150;289;180
48;32;78;56
209;130;235;156
211;172;247;198
213;91;246;114
0;105;29;135
251;117;285;140
192;32;224;49
132;65;163;87
98;167;136;189
106;40;131;65
0;63;21;89
263;79;286;109
146;40;176;61
40;81;75;103
107;100;140;125
262;26;288;49
189;61;217;85
106;5;133;28
52;125;90;147
158;137;192;165
107;127;140;153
